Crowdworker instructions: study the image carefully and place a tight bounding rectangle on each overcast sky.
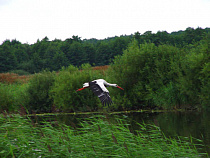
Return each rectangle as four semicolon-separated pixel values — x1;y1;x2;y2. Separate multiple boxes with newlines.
0;0;209;44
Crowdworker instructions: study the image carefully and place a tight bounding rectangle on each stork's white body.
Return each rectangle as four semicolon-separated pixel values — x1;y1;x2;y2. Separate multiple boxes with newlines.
77;79;123;106
83;79;117;93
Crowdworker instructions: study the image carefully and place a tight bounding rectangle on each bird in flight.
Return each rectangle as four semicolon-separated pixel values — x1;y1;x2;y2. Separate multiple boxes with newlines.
77;79;124;106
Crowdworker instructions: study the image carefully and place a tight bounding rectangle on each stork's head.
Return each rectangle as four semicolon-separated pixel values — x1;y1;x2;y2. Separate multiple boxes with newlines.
113;84;117;87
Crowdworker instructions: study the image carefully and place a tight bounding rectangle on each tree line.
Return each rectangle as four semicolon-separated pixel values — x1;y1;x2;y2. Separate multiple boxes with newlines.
0;27;209;74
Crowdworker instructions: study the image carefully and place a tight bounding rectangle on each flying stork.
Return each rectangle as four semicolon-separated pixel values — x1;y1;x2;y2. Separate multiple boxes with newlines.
76;79;124;106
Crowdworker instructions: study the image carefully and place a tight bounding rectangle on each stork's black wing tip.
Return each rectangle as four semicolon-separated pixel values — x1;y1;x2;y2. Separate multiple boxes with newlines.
99;92;113;106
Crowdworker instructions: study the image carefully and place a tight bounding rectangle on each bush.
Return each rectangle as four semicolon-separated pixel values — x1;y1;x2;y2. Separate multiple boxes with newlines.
0;83;14;112
0;83;27;112
150;82;184;109
109;36;210;110
177;34;210;109
25;70;55;113
200;62;210;110
108;40;184;109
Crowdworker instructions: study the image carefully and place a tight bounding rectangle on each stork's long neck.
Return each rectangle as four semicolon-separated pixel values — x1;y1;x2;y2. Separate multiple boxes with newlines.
105;82;117;87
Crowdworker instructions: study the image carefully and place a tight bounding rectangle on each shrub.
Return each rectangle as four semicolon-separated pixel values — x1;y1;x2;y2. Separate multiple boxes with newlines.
109;40;184;109
0;83;14;112
25;70;55;113
177;34;210;109
0;83;27;112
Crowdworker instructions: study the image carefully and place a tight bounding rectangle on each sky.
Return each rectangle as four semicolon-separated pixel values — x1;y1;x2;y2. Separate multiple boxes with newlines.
0;0;210;44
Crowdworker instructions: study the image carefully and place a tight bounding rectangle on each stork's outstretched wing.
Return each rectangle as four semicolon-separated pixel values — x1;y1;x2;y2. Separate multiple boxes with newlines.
89;81;112;106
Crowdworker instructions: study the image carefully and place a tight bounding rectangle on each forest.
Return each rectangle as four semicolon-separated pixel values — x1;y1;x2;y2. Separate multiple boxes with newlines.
0;27;209;74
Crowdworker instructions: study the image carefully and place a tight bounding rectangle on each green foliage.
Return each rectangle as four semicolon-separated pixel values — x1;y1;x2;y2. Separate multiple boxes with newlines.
95;42;112;65
9;69;31;76
151;82;183;109
178;34;210;109
0;115;206;157
0;83;14;112
198;35;210;110
109;40;183;109
109;35;210;110
0;43;17;73
174;34;209;109
200;62;210;110
50;64;104;112
25;71;55;113
0;31;209;112
0;83;28;112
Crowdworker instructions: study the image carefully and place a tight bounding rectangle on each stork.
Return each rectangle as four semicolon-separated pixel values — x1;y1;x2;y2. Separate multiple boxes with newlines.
76;79;124;106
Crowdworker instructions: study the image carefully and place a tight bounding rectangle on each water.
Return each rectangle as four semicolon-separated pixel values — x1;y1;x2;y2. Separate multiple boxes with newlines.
36;111;210;155
126;111;210;154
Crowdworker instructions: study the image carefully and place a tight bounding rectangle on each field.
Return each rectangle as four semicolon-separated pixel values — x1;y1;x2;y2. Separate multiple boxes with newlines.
0;73;31;84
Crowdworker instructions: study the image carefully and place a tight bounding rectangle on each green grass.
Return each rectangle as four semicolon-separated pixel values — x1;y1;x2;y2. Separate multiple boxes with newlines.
0;114;208;157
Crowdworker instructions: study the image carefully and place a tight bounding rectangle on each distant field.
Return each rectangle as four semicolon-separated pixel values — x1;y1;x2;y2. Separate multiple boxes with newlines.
0;73;31;84
0;65;109;84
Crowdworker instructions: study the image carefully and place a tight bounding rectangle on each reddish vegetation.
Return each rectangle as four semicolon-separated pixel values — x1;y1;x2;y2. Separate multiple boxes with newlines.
0;73;31;84
92;65;109;71
0;66;109;84
92;65;109;75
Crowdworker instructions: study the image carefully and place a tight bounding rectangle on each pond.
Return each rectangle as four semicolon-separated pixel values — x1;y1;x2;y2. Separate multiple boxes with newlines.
128;111;210;155
35;110;210;155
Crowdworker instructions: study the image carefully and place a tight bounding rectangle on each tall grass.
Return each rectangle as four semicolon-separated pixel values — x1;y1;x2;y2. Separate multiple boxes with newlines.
0;114;207;157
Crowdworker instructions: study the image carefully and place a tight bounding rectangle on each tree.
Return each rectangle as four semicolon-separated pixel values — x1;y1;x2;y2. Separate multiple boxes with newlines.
110;37;130;58
66;41;87;66
95;42;112;65
0;41;17;72
52;51;69;70
83;43;96;65
31;52;44;73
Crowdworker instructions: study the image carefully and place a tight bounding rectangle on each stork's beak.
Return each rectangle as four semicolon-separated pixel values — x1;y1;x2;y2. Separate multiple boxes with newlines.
117;86;124;90
76;87;86;91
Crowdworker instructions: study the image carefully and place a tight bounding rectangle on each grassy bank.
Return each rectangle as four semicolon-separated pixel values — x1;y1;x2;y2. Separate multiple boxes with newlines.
0;114;207;157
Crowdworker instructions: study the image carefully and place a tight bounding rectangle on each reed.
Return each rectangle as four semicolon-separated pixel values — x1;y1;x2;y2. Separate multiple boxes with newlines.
0;114;207;157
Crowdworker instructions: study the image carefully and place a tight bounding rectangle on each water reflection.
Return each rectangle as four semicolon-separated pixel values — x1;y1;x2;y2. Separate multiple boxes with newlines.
125;111;210;155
